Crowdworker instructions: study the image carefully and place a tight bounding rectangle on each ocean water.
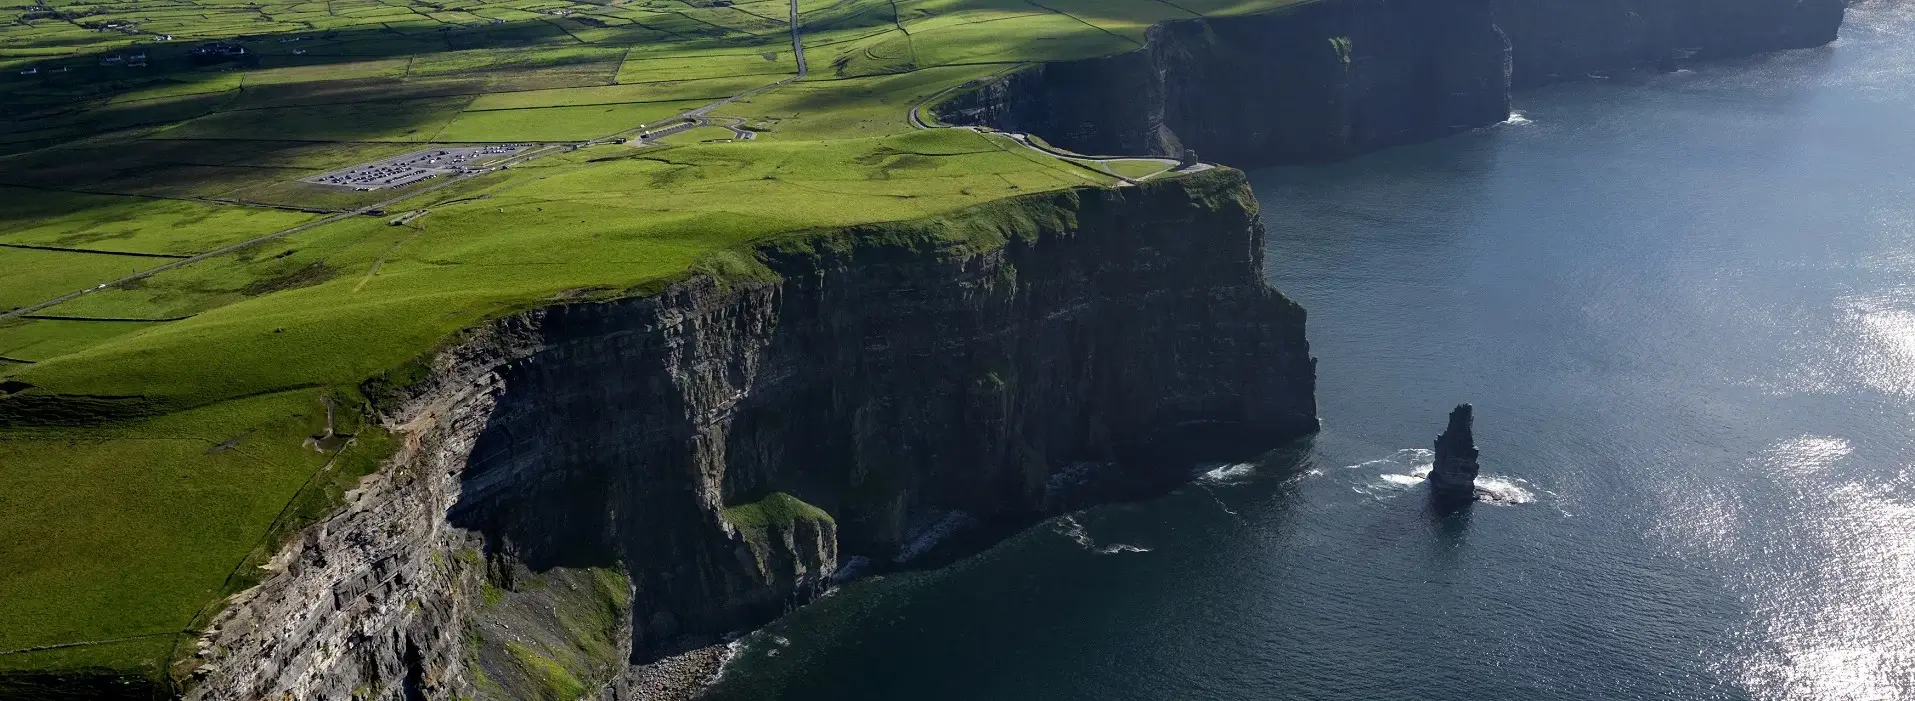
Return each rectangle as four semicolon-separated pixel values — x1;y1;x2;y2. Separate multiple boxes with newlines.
705;3;1915;699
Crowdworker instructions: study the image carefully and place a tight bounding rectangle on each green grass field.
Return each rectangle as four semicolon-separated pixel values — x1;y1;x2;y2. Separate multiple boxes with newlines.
0;188;318;255
658;124;740;144
1105;158;1175;180
0;0;1305;683
435;99;711;140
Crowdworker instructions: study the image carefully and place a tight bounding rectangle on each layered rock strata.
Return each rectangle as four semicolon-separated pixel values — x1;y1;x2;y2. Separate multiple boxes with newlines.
184;168;1319;699
938;0;1846;167
1494;0;1847;88
937;0;1513;165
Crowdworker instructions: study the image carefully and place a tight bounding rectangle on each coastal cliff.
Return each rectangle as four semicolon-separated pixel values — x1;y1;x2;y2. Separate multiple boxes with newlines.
938;0;1846;167
1494;0;1847;88
183;169;1319;700
168;0;1850;697
936;0;1513;165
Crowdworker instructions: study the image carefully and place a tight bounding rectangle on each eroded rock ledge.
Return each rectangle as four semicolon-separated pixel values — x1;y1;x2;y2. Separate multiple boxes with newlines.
186;168;1319;700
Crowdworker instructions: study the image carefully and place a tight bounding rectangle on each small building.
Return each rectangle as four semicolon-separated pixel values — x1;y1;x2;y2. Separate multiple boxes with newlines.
190;42;248;64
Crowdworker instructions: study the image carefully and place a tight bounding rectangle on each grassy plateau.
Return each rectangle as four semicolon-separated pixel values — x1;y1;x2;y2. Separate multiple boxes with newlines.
0;0;1304;687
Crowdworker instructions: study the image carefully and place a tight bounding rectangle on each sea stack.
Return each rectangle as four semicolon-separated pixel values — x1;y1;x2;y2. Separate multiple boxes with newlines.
1429;404;1481;499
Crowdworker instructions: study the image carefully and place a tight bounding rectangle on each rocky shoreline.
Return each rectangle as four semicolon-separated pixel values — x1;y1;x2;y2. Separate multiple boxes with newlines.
602;644;730;701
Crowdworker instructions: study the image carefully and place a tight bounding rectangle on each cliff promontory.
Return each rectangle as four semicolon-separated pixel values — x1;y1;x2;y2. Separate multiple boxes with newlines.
181;169;1319;699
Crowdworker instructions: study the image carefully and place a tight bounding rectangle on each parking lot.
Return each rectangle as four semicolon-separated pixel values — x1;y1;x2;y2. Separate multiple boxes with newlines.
302;145;532;190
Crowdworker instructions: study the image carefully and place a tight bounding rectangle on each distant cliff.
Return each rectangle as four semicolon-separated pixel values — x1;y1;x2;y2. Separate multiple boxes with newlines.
938;0;1846;167
1495;0;1846;88
183;169;1319;700
937;0;1512;165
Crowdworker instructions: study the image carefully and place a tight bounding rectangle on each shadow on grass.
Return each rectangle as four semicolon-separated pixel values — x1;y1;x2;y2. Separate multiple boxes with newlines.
0;13;796;149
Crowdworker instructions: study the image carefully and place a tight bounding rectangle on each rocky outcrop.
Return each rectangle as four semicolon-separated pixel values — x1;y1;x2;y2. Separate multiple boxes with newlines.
938;0;1846;167
1494;0;1847;88
937;0;1513;166
184;168;1319;699
1429;404;1481;499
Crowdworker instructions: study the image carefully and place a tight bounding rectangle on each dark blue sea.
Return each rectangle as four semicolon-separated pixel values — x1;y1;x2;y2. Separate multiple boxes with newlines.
708;3;1915;698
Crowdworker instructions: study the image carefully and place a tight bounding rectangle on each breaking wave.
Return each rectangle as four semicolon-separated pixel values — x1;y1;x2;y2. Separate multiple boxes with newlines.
1199;462;1257;483
1345;448;1540;505
1056;514;1152;555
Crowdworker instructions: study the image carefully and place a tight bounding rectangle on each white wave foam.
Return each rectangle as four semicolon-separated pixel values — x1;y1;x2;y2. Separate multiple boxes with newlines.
1474;476;1537;505
1378;472;1424;487
1194;483;1246;522
1342;448;1432;470
1056;514;1152;555
1344;448;1538;506
1199;462;1256;483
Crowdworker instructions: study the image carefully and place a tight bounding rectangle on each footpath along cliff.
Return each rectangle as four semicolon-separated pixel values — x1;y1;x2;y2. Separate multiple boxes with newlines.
937;0;1847;166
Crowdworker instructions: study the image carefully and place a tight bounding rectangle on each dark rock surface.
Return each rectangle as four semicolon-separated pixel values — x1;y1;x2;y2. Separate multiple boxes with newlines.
1429;404;1481;499
937;0;1513;167
177;0;1854;695
1494;0;1847;88
185;169;1319;700
939;0;1846;168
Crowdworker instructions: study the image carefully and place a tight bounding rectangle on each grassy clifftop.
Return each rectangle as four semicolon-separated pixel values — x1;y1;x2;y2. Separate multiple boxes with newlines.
0;0;1299;685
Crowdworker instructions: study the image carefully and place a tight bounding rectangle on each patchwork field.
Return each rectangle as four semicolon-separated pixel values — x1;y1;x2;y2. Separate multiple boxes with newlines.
0;0;1306;688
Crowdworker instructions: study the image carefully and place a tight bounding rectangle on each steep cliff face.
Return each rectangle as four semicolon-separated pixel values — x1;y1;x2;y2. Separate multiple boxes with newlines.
186;169;1319;699
938;0;1846;167
1428;404;1481;499
1494;0;1847;88
938;0;1512;166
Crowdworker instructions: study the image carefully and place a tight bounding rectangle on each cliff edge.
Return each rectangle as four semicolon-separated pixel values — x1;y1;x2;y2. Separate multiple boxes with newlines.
936;0;1512;166
182;168;1319;700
